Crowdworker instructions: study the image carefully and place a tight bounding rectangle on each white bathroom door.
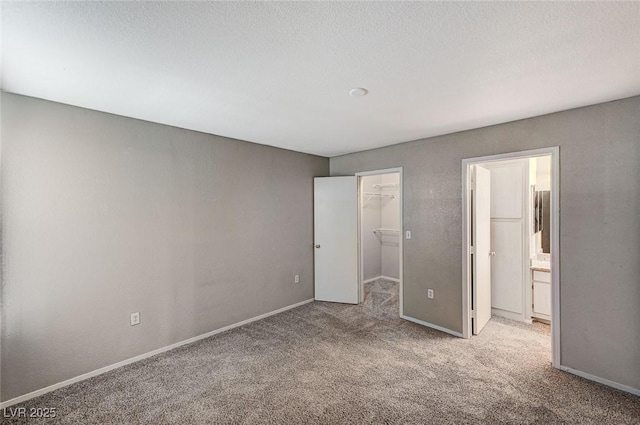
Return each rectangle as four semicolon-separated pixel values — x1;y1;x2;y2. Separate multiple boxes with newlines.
314;176;359;304
490;221;523;314
472;165;492;334
484;160;526;318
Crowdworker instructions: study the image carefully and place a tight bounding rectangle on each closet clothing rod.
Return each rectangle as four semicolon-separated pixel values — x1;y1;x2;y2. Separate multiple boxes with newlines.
373;228;400;235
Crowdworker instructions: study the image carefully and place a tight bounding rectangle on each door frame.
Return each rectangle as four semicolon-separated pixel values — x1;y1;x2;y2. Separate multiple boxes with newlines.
355;167;404;316
471;164;493;335
461;147;560;368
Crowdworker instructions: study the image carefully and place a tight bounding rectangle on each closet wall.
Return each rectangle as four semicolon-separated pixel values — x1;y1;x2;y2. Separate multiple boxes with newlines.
380;174;400;279
362;175;383;281
362;173;400;282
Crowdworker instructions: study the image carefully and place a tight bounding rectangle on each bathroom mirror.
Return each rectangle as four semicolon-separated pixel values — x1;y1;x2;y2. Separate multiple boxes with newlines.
534;189;551;253
540;190;550;253
534;190;542;233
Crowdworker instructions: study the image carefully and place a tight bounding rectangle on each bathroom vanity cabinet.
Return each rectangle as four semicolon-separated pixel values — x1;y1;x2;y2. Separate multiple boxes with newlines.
532;268;551;321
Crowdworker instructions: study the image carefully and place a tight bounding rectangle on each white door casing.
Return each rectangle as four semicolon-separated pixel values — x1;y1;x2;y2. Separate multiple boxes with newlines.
462;147;560;369
314;176;358;304
356;167;404;316
472;165;492;335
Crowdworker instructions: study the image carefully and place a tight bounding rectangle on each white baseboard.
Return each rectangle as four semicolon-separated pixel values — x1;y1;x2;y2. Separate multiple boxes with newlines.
363;276;382;284
0;298;315;409
558;365;640;397
492;307;526;323
400;314;464;338
380;275;400;283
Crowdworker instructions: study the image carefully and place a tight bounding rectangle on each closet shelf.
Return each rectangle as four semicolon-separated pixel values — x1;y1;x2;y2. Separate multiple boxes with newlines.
373;228;400;235
372;183;399;189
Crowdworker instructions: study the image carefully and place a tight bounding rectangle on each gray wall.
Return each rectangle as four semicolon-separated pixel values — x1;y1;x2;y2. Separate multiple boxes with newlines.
0;93;329;401
331;96;640;390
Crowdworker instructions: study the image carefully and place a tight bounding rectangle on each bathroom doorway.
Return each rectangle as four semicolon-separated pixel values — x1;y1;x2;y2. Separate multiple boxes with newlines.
462;148;559;367
356;168;403;316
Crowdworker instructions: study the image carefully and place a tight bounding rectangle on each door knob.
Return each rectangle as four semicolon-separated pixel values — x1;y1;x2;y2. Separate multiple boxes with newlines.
489;251;496;256
315;244;321;248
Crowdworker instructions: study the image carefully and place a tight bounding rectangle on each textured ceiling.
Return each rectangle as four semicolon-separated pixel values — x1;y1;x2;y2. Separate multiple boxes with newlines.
2;2;639;157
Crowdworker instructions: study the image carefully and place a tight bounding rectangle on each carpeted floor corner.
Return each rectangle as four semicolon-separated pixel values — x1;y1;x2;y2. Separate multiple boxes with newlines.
5;279;640;424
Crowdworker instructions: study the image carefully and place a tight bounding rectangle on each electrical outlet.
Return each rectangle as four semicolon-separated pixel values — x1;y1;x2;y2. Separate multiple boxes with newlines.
427;289;434;299
130;312;140;326
405;230;412;240
294;274;300;284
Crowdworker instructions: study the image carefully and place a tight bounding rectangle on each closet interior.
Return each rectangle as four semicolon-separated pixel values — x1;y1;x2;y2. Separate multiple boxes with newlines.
361;173;400;288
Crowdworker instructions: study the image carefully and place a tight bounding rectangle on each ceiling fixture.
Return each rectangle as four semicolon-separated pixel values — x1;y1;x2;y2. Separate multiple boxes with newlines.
349;88;368;97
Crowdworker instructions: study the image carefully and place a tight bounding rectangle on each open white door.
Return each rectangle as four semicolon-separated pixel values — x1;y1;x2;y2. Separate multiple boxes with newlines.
314;176;358;304
472;165;492;334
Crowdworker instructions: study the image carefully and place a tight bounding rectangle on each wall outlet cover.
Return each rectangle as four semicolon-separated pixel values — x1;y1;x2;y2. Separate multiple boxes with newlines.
294;274;300;284
427;289;434;299
130;312;140;326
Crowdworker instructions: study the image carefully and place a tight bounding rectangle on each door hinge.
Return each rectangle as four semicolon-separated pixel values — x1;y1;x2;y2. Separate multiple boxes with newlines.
470;246;475;255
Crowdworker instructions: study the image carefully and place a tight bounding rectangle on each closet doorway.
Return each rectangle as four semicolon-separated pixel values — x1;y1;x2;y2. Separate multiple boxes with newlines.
356;168;403;316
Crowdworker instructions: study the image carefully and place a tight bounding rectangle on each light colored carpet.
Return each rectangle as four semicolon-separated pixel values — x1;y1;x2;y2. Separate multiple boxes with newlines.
6;279;640;424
